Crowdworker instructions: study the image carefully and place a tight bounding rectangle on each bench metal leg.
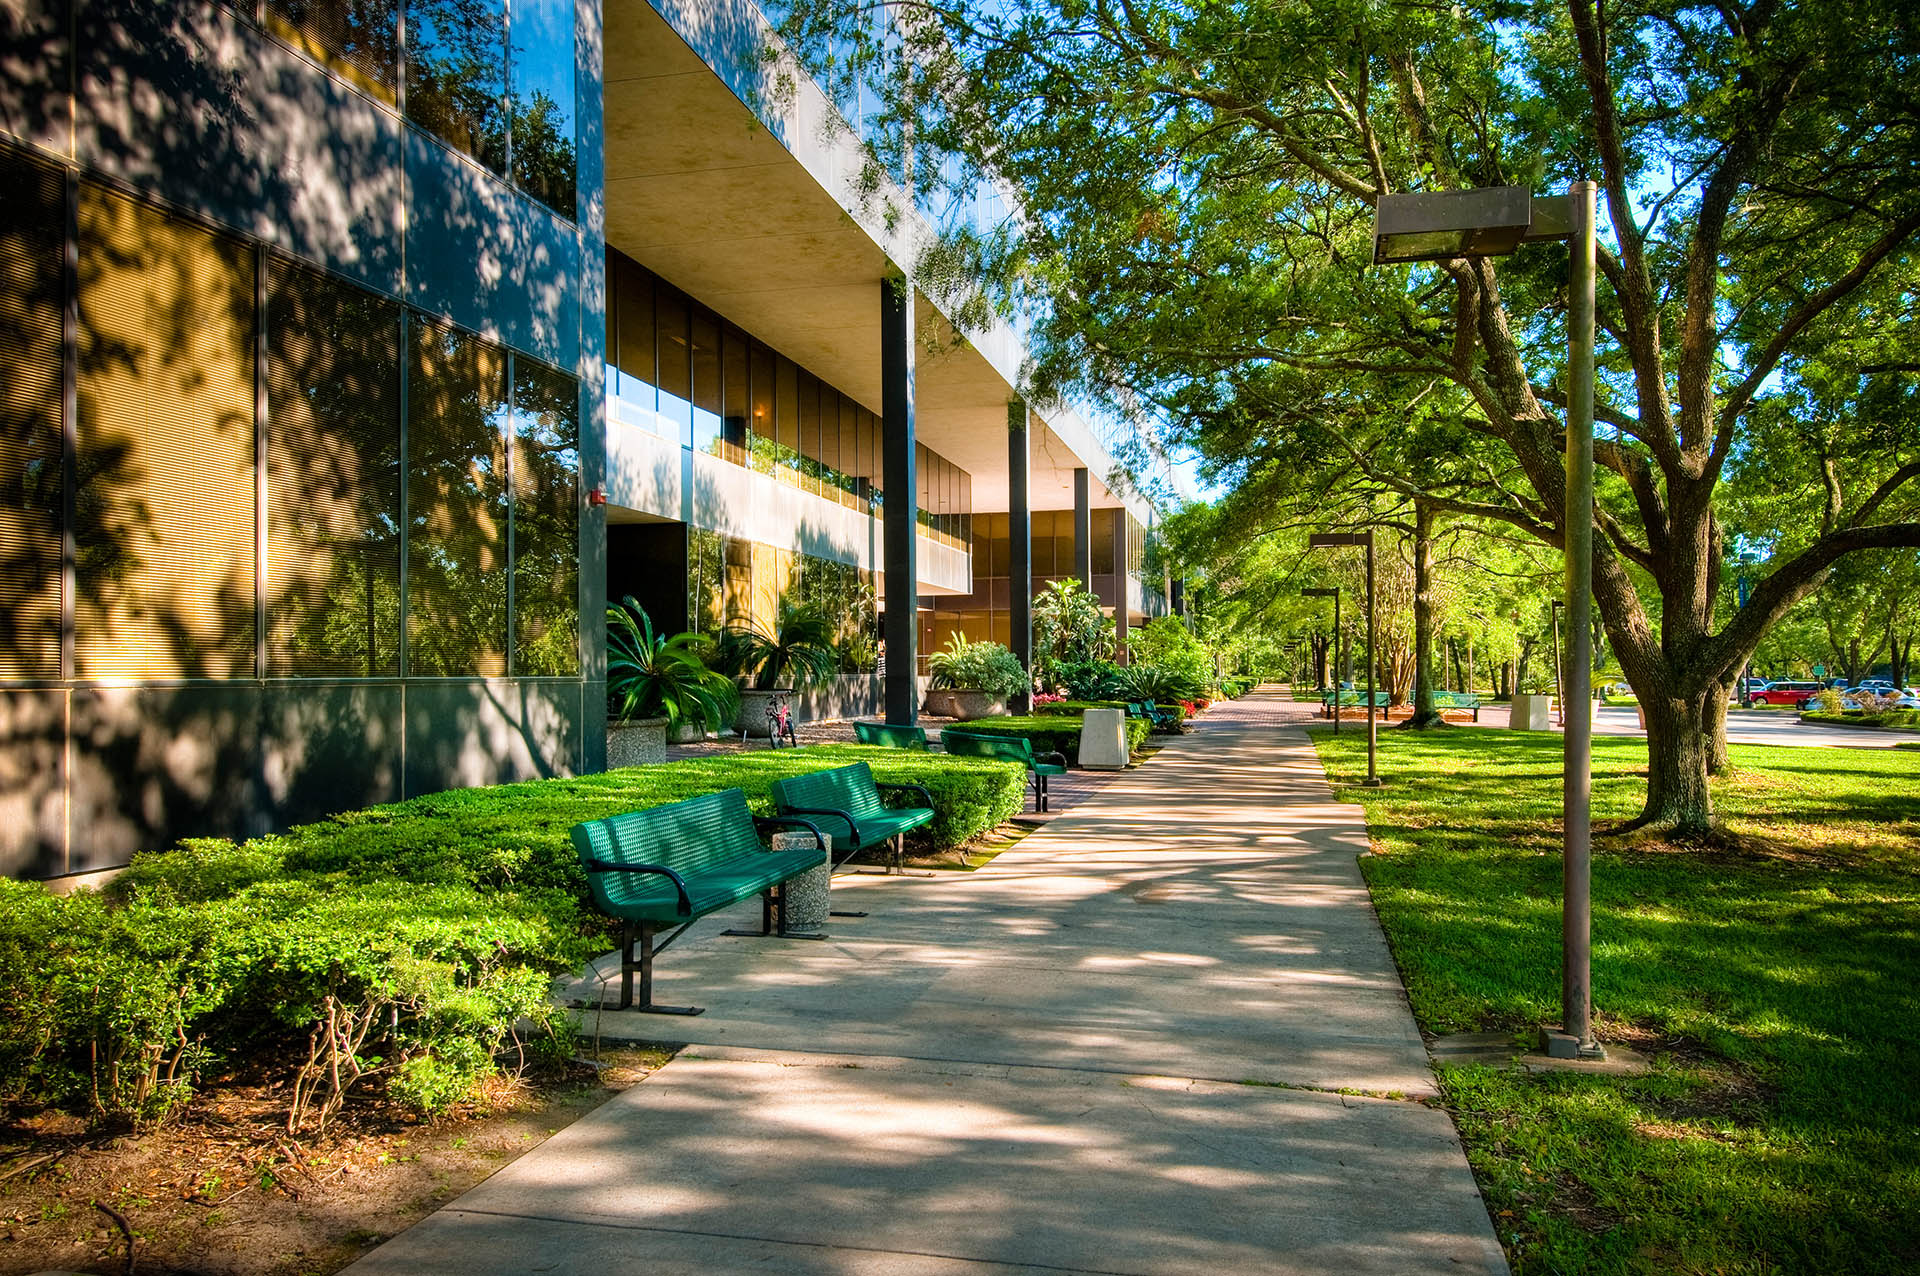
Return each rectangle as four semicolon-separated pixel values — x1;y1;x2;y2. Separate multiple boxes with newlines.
722;884;828;940
617;922;703;1016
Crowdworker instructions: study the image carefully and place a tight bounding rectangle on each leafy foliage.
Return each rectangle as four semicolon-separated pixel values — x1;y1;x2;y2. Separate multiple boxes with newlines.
605;597;739;729
717;596;840;692
948;714;1150;758
927;632;1028;699
6;747;1024;1127
1031;579;1116;686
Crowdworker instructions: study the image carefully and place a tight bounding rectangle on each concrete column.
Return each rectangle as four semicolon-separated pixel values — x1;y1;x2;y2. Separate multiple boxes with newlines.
1114;508;1130;665
1007;400;1032;711
882;275;918;724
1073;468;1092;591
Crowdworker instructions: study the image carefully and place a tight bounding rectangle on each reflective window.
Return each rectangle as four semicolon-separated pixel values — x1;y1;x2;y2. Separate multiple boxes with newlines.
264;260;404;677
720;326;748;454
656;286;691;443
507;0;576;216
610;255;657;430
406;319;509;675
691;307;720;454
511;357;579;675
406;0;509;175
267;0;400;103
774;359;798;459
0;147;65;679
74;184;258;679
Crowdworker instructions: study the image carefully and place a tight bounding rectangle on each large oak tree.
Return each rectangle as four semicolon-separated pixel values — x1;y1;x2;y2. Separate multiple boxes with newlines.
782;0;1920;835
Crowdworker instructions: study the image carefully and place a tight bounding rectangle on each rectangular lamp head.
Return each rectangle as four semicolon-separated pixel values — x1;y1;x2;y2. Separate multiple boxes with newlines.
1373;187;1533;264
1301;587;1338;597
1309;532;1370;547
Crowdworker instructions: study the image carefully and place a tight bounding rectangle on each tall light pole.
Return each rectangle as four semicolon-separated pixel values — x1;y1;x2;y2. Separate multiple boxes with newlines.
1309;533;1379;786
1373;182;1603;1060
1303;586;1340;734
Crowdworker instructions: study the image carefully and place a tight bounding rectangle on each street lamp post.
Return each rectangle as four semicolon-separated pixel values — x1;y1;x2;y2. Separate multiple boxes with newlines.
1309;533;1379;786
1372;182;1603;1060
1303;587;1340;734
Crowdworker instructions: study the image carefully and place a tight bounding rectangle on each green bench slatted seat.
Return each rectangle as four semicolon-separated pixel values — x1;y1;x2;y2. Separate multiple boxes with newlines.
770;762;935;874
1321;688;1390;713
571;788;829;1015
940;729;1067;811
852;721;929;750
1431;690;1482;721
1126;700;1181;731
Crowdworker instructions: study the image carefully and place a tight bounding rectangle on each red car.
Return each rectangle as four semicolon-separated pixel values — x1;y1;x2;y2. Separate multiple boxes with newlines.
1746;680;1826;707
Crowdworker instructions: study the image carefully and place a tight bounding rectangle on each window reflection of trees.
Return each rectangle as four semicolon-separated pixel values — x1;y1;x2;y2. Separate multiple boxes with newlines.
265;0;401;102
265;260;404;677
406;320;511;675
506;0;576;217
0;148;65;679
511;358;579;675
405;0;510;176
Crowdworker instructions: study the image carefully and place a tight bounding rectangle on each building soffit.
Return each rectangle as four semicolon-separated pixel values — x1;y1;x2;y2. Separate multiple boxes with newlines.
604;0;1149;517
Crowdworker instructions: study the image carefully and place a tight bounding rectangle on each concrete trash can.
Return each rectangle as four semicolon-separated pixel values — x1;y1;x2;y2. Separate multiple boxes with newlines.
1078;707;1129;771
771;830;831;934
1507;693;1551;730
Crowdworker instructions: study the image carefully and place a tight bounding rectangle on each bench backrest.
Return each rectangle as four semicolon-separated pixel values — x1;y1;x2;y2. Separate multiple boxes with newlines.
571;788;763;916
853;721;928;750
941;730;1035;763
770;762;887;823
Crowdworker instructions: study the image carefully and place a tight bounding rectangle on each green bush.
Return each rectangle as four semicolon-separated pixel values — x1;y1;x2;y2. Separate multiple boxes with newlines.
1053;659;1124;700
15;745;1021;1129
1033;698;1130;716
947;714;1150;760
1802;708;1920;728
928;633;1028;700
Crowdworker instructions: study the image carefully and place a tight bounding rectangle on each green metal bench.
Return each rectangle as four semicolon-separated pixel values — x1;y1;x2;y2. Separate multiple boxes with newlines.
852;720;929;750
1320;689;1390;714
770;762;935;874
1126;700;1181;731
940;729;1068;811
1431;690;1482;721
571;788;829;1015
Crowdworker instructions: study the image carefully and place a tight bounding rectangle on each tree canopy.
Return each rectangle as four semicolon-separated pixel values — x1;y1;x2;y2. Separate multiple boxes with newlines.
779;0;1920;835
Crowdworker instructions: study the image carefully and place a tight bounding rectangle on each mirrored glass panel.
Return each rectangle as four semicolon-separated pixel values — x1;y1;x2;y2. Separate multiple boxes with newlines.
406;319;509;675
511;357;579;675
267;0;400;103
264;260;403;677
507;0;575;216
406;0;508;175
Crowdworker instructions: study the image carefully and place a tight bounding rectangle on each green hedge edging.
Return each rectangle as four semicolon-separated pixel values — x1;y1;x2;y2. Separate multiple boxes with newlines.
1800;709;1920;731
7;745;1024;1128
947;714;1150;759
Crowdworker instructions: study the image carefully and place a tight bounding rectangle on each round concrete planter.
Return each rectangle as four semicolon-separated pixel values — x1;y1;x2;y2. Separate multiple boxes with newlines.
607;717;668;768
668;719;708;744
733;687;793;738
923;689;1006;720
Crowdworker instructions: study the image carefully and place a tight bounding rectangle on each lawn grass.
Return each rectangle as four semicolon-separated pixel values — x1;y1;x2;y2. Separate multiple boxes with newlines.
1310;725;1920;1275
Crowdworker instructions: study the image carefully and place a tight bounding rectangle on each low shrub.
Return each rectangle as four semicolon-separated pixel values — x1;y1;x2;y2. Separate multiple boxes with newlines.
15;745;1022;1129
947;714;1150;759
1801;708;1920;729
1032;698;1130;716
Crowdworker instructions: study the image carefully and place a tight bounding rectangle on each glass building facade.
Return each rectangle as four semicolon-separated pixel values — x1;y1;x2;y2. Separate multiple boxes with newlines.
0;2;594;878
606;249;972;551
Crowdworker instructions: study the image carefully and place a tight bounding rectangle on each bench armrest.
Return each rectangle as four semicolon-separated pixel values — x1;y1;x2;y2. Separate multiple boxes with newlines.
581;859;694;917
876;781;934;810
1036;751;1068;767
753;814;830;854
780;805;862;841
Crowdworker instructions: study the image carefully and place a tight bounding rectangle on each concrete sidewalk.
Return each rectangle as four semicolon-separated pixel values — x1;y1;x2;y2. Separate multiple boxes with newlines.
343;693;1508;1276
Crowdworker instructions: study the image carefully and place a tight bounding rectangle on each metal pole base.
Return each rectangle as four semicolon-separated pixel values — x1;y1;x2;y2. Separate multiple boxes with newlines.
1360;776;1386;788
1541;1028;1607;1060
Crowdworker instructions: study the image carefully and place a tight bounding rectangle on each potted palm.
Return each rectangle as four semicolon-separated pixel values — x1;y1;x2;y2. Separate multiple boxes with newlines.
717;597;839;738
606;598;739;764
925;633;1026;719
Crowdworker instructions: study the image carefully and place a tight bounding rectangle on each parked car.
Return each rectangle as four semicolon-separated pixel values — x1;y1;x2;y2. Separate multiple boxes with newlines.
1746;680;1824;707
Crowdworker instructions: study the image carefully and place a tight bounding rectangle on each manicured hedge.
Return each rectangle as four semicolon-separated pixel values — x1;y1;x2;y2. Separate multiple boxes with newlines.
946;714;1150;759
5;745;1024;1128
1801;709;1920;729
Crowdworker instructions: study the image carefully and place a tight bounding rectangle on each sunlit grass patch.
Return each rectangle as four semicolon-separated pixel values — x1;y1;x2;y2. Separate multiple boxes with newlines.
1312;726;1920;1275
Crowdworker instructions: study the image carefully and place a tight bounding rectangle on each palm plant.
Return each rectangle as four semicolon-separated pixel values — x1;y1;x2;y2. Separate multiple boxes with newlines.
717;596;839;691
1114;662;1202;704
606;598;739;730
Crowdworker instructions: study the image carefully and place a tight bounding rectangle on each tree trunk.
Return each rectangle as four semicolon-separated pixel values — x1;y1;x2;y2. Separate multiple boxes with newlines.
1309;630;1331;687
1408;502;1444;727
1635;692;1720;839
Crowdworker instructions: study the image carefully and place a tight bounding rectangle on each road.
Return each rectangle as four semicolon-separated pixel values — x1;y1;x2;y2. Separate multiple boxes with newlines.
1470;703;1916;749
